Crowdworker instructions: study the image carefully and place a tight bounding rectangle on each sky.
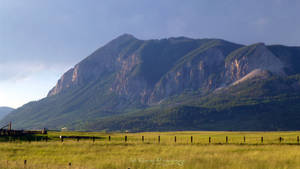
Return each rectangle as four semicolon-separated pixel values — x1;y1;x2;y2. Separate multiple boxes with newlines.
0;0;300;108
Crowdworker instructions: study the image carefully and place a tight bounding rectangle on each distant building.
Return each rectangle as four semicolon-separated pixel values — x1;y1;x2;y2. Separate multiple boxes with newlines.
61;127;68;132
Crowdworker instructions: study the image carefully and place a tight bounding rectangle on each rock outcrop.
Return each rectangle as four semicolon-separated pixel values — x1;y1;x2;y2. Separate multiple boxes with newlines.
225;43;285;83
2;34;300;130
48;36;290;105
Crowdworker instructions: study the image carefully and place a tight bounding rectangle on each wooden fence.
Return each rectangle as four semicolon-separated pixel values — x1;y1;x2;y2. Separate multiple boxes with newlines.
57;135;300;145
0;129;47;136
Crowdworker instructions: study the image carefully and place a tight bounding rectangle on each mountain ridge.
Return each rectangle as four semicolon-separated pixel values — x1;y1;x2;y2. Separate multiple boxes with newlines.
2;34;300;131
0;107;14;121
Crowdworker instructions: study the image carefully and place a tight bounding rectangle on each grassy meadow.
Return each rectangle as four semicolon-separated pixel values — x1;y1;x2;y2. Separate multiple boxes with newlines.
1;131;300;169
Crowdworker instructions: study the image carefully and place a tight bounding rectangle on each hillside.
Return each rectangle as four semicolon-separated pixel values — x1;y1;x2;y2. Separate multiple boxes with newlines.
0;107;14;121
84;75;300;131
1;34;300;131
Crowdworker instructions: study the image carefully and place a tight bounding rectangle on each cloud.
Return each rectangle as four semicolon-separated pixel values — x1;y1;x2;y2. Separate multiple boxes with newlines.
0;62;45;82
0;61;69;82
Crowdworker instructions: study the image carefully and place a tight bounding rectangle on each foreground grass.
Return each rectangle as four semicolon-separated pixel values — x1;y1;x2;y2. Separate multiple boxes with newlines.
1;131;300;169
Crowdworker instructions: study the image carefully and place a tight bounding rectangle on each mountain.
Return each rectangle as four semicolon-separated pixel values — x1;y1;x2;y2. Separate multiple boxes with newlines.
1;34;300;131
0;107;14;121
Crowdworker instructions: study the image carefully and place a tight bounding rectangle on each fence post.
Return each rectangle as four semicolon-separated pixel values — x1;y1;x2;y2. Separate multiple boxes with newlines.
209;137;211;144
24;160;27;166
60;136;64;142
191;136;193;144
158;136;160;143
92;137;95;143
69;162;71;167
142;136;144;142
125;136;127;142
261;137;263;143
174;136;176;143
109;136;111;141
297;136;299;144
279;137;282;143
226;136;228;143
244;136;246;143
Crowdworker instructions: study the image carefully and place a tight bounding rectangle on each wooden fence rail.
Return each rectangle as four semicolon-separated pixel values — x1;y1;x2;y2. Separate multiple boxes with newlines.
0;129;47;136
3;134;300;145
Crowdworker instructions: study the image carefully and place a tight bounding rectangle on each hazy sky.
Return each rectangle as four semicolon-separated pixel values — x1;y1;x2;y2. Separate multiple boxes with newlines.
0;0;300;108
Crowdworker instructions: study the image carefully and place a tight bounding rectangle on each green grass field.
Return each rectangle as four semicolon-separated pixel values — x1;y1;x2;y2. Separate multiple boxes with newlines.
1;131;300;169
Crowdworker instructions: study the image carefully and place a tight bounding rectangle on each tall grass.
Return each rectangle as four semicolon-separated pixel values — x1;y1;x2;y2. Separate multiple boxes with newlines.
1;131;300;169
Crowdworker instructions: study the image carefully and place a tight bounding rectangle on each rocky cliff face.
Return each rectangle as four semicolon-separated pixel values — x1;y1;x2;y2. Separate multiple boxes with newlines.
48;34;140;96
48;34;294;105
111;37;208;103
225;43;285;84
111;53;150;103
3;34;300;130
149;47;228;103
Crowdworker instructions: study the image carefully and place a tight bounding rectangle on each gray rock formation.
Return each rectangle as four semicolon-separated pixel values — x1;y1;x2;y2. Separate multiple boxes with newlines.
48;36;289;105
2;34;300;130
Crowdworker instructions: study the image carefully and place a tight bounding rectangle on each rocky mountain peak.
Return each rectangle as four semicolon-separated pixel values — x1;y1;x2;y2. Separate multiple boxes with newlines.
3;34;300;131
225;43;285;83
48;34;141;97
112;33;137;43
48;34;291;104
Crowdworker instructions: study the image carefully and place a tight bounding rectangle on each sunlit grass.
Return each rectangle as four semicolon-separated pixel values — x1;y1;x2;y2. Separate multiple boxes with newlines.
1;131;300;169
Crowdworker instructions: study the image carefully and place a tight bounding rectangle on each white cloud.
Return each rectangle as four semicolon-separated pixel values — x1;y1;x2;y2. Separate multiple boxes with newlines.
0;62;46;82
0;61;70;82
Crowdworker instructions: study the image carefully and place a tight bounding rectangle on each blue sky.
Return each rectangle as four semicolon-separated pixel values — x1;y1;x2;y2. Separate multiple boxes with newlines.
0;0;300;108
